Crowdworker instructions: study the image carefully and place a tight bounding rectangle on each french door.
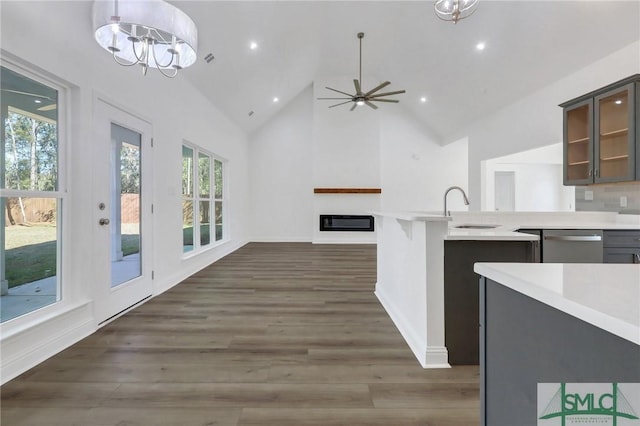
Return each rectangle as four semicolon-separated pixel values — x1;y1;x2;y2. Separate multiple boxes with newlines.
93;98;153;324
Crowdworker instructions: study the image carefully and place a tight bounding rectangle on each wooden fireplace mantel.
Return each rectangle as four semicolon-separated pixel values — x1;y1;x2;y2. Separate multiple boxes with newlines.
313;188;382;194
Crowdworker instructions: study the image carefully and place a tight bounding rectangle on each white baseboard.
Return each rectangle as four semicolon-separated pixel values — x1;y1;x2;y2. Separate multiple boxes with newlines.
249;238;311;243
154;239;250;295
1;301;94;385
375;284;450;369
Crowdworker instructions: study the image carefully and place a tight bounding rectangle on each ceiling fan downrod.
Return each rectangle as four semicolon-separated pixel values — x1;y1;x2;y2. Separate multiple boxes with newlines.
316;31;406;111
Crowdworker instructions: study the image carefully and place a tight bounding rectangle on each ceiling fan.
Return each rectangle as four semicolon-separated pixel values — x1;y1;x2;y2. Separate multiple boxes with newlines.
318;32;405;111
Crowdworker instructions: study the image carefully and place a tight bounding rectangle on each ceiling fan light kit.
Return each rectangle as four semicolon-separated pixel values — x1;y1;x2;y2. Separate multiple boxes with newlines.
317;32;405;111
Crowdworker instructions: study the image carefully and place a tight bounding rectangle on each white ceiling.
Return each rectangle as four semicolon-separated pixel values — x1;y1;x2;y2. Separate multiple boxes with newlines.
5;1;639;142
176;0;640;141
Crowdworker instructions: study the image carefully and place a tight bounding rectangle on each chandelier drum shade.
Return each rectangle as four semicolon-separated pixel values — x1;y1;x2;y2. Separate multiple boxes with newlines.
92;0;198;78
434;0;479;23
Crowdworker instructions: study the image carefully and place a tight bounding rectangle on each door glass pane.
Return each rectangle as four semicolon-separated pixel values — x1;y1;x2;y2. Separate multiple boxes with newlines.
566;104;590;181
598;89;630;179
199;200;210;247
2;197;60;322
111;123;141;287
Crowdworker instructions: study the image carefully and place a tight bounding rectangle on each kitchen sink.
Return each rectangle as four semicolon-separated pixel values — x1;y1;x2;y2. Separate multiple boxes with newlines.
454;224;499;229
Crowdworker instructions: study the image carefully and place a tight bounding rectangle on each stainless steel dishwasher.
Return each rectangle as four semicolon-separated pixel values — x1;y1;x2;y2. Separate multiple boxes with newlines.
542;230;603;263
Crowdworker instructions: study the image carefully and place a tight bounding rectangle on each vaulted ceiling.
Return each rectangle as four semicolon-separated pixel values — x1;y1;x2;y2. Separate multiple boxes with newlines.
177;1;639;141
4;1;639;142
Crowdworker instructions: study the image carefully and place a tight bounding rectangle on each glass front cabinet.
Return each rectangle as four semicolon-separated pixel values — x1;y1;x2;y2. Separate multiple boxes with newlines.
561;75;639;185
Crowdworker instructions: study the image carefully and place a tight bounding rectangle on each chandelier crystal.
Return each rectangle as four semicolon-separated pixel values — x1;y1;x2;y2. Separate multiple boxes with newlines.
434;0;479;24
93;0;198;78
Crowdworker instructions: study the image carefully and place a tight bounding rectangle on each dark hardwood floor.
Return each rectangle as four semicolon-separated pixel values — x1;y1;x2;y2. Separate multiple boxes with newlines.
1;243;479;425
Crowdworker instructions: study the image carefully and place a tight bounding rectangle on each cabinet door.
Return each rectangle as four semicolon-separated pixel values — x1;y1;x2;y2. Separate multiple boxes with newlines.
564;99;594;185
603;247;640;263
594;82;636;183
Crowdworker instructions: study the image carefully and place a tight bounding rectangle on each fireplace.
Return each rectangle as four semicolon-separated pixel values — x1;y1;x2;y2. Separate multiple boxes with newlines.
319;215;375;232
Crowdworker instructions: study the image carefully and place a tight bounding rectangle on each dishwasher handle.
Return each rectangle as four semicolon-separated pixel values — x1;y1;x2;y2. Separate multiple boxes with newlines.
543;235;602;242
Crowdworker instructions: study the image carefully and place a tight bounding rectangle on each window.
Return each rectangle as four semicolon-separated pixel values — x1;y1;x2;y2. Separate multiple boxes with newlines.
182;143;225;254
1;64;65;322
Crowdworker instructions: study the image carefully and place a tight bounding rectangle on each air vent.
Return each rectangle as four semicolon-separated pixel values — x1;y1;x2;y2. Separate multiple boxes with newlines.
204;53;215;63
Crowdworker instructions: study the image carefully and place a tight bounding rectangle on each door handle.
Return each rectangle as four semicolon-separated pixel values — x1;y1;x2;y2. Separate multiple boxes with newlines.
543;235;602;242
99;218;110;226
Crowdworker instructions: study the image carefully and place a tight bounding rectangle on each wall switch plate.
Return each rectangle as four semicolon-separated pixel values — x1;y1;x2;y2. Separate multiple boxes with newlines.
584;190;594;201
620;196;628;207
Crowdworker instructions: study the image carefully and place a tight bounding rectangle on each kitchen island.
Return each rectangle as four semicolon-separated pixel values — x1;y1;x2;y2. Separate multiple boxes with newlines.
474;263;640;426
371;212;452;368
372;210;640;368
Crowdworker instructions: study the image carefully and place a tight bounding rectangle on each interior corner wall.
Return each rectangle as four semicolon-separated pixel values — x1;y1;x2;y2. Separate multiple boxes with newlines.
1;1;250;384
462;39;640;210
249;85;314;242
380;109;469;213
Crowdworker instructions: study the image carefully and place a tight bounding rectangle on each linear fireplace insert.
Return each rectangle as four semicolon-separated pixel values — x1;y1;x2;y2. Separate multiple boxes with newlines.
319;215;375;232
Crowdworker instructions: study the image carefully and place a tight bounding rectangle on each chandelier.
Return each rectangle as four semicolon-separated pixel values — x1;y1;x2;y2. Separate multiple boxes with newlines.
434;0;479;24
92;0;198;78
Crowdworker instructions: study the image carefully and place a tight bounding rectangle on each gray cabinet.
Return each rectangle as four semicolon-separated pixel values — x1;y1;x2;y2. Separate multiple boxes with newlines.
480;277;640;426
443;240;536;365
561;75;639;185
603;230;640;263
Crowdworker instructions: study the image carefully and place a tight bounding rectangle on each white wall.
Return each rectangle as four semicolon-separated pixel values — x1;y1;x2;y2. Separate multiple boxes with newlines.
312;78;382;243
0;1;251;383
459;40;640;210
249;85;314;242
380;109;469;213
248;80;469;243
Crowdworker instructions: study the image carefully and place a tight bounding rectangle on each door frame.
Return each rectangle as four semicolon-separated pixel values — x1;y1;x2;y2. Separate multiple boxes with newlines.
494;171;515;212
92;94;154;325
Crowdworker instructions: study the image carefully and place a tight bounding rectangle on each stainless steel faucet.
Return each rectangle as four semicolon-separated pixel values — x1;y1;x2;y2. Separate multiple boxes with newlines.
443;186;470;216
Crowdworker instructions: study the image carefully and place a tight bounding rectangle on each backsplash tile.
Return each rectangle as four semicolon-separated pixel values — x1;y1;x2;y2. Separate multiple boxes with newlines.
575;182;640;214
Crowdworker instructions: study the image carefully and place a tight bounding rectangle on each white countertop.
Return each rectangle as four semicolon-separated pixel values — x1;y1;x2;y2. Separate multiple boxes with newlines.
474;263;640;346
371;211;452;222
373;211;640;241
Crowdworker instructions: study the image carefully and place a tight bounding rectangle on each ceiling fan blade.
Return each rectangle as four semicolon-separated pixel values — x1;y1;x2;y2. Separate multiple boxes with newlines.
328;100;353;109
350;103;357;111
353;79;362;95
37;104;57;111
369;98;400;103
369;90;406;98
325;87;354;97
317;97;352;100
365;101;378;110
363;81;390;97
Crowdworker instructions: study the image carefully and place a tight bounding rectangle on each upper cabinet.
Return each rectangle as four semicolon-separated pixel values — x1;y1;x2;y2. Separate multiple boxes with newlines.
561;75;639;185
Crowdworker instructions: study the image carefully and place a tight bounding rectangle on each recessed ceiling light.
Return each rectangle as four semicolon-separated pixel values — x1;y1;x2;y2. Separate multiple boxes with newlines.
249;41;258;50
34;99;42;104
615;99;623;105
476;42;486;51
420;97;427;103
273;97;279;103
